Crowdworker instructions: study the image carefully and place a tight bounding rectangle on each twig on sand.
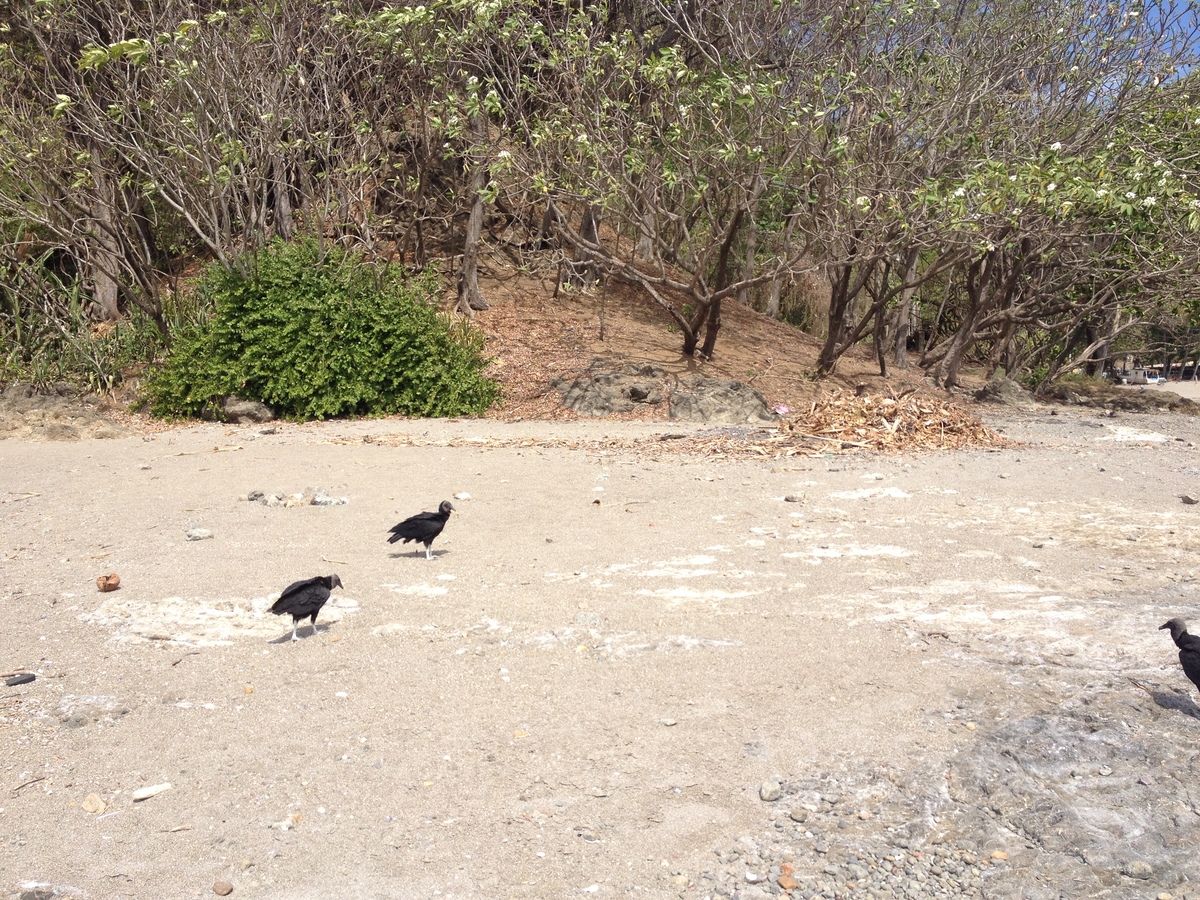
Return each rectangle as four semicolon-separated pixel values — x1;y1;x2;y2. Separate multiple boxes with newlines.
1130;678;1156;695
13;776;46;792
171;651;201;666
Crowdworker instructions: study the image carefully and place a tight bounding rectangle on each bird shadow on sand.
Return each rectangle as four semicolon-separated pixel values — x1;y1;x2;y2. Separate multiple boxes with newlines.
267;623;335;644
387;550;448;560
1131;679;1200;720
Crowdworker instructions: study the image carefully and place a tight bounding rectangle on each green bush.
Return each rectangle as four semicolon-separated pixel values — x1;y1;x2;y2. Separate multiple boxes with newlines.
145;239;499;419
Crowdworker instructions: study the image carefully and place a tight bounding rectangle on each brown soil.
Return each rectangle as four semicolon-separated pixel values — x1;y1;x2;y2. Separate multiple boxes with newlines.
470;273;924;422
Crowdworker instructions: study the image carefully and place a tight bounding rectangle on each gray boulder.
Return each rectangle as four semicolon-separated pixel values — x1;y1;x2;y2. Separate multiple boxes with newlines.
669;374;776;424
974;377;1037;407
224;395;276;424
554;364;667;417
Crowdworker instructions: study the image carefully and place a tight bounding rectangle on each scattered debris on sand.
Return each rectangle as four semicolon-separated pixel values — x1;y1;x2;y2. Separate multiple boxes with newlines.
361;390;1007;458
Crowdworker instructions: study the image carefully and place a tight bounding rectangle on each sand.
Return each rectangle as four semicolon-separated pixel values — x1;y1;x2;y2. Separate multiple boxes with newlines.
2;403;1200;899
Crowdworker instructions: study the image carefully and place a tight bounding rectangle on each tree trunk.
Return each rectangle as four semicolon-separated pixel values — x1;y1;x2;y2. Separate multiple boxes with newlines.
88;162;122;322
765;275;783;319
736;212;757;307
567;204;601;288
272;154;295;240
456;115;490;315
890;248;919;368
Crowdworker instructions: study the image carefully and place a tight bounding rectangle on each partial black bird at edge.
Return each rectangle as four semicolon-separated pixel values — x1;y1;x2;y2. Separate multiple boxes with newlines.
388;500;454;559
1160;617;1200;695
270;574;343;641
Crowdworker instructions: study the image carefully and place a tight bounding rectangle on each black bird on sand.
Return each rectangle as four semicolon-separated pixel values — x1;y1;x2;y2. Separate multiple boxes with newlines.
1160;617;1200;694
270;574;343;641
388;500;454;559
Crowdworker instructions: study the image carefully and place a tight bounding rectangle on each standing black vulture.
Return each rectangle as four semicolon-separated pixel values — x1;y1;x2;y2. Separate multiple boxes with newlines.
1160;617;1200;694
271;574;343;641
388;500;454;559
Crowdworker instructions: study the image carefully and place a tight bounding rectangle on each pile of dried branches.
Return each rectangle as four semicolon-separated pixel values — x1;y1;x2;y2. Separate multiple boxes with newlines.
778;388;1009;453
355;389;1008;458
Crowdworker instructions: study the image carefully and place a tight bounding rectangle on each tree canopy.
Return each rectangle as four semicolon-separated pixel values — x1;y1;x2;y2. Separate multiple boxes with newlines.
2;0;1198;393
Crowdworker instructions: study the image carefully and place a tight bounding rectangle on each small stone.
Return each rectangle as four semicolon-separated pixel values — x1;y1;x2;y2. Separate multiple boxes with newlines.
777;874;797;890
186;528;214;541
213;881;234;896
81;794;106;814
310;492;347;506
745;871;763;883
990;850;1008;861
223;395;274;424
132;782;172;801
1122;860;1153;880
454;492;472;501
784;495;805;503
1098;765;1113;776
760;779;782;802
96;573;121;592
788;808;808;823
246;490;264;502
1158;893;1174;900
670;875;688;888
1182;495;1199;505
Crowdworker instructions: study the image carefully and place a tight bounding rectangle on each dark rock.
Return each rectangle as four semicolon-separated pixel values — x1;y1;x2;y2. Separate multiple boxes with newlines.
1045;382;1200;413
670;374;776;424
975;378;1038;408
224;396;275;424
554;364;668;416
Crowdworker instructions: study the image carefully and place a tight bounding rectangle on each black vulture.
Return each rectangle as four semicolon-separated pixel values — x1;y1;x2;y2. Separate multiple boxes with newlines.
270;574;343;641
1160;617;1200;694
388;500;454;559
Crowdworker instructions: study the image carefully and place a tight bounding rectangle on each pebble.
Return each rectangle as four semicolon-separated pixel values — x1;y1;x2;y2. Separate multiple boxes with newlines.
213;881;234;896
760;779;782;802
132;782;172;801
1183;494;1199;505
784;494;805;503
1122;860;1153;880
185;528;214;541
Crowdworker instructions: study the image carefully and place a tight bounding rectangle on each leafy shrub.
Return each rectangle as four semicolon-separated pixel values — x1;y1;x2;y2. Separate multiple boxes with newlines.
145;239;499;419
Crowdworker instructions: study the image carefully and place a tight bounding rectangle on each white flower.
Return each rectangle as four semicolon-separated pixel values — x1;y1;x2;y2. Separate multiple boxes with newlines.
1126;191;1137;199
1050;141;1062;151
496;149;511;160
954;187;966;197
1046;182;1057;192
1143;196;1157;206
1096;188;1109;197
1009;175;1018;182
